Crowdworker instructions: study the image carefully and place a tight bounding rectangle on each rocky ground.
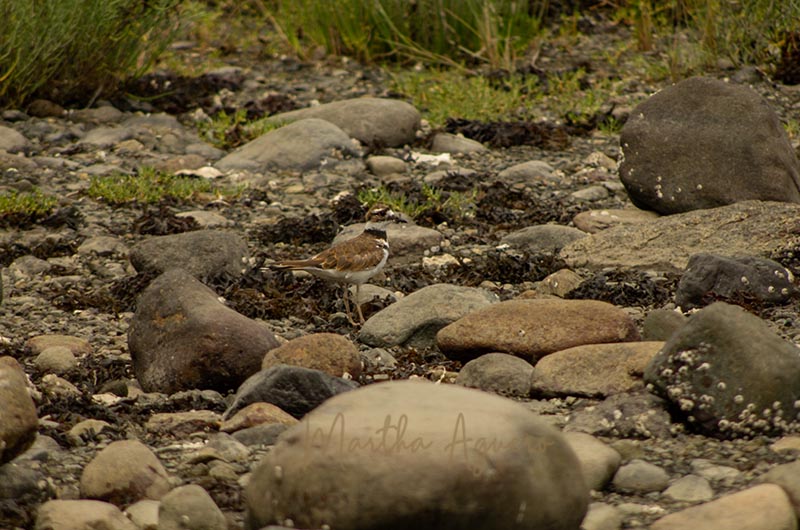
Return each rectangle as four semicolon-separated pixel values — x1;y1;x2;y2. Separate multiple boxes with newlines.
2;14;800;530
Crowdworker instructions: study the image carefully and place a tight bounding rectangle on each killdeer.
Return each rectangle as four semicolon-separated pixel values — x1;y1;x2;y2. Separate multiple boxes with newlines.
269;204;405;324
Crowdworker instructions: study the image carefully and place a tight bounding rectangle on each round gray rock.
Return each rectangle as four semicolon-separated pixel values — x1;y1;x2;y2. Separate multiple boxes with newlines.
456;353;533;398
620;76;800;214
158;484;227;530
245;380;589;530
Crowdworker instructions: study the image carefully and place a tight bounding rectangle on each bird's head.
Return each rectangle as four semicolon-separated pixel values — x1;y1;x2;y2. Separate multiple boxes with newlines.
364;203;408;229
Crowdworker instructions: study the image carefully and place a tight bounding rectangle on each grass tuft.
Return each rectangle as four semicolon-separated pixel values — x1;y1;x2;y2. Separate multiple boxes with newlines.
0;0;180;108
0;189;58;226
358;183;477;222
87;167;242;205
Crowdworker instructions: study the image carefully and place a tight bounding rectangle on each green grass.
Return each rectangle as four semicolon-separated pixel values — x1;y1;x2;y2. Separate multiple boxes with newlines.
87;167;242;205
0;0;180;108
197;109;286;149
358;184;477;221
0;189;58;226
390;69;542;127
266;0;546;70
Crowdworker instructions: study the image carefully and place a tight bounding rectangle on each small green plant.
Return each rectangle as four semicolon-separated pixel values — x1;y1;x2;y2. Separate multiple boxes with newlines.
784;119;800;140
87;167;241;205
597;116;624;135
358;183;477;222
197;110;287;149
544;68;614;126
0;188;58;226
0;0;180;108
390;69;541;127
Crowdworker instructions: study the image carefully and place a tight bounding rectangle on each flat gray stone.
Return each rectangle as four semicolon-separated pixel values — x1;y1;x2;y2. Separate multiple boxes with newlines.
501;224;588;253
359;283;498;348
560;201;800;273
216;118;359;172
266;97;420;147
0;126;32;152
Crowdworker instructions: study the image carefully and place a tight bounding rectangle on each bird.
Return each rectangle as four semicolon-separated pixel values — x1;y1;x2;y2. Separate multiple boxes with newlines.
268;204;405;324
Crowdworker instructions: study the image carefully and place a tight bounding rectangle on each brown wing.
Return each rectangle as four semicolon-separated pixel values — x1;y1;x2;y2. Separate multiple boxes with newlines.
272;232;386;272
317;233;387;272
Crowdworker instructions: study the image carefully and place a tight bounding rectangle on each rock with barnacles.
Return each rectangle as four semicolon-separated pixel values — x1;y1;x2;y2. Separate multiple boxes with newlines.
675;253;797;310
644;302;800;438
245;380;589;530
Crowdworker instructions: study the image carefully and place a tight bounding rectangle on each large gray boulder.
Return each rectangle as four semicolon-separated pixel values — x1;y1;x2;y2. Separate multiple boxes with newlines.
129;269;279;394
245;380;589;530
620;76;800;214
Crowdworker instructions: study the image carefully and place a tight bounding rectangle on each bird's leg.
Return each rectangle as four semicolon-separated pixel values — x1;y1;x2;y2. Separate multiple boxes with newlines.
342;284;357;326
355;284;365;324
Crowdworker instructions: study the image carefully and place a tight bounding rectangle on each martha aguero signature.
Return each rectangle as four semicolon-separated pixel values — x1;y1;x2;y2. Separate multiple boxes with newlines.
302;412;554;462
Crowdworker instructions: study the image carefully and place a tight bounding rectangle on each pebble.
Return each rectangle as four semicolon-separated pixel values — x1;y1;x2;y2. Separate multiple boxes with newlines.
663;474;714;502
611;459;670;493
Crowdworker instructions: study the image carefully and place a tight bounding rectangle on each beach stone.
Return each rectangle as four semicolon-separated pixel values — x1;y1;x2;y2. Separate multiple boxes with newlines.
0;357;38;464
216;118;358;172
580;503;624;530
334;220;442;259
431;132;487;154
261;333;362;378
650;484;797;530
560;200;800;273
573;208;659;233
79;440;171;504
366;155;407;176
224;364;358;420
663;474;714;502
266;97;420;147
530;342;662;398
158;484;227;530
642;309;687;341
437;299;640;363
675;253;797;310
760;460;800;518
563;432;622;491
25;335;92;357
35;499;138;530
220;402;298;433
129;229;248;280
129;268;279;394
566;391;673;439
501;224;588;253
360;284;498;348
0;125;32;152
455;353;533;398
245;380;589;530
620;76;800;214
497;160;556;184
644;302;800;437
531;269;585;298
124;500;160;530
612;459;669;493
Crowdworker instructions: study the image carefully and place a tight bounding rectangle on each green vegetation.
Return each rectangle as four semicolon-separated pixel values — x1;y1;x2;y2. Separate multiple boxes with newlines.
0;0;179;108
0;189;58;226
358;184;477;221
197;109;286;149
87;167;242;205
266;0;545;70
390;69;541;127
